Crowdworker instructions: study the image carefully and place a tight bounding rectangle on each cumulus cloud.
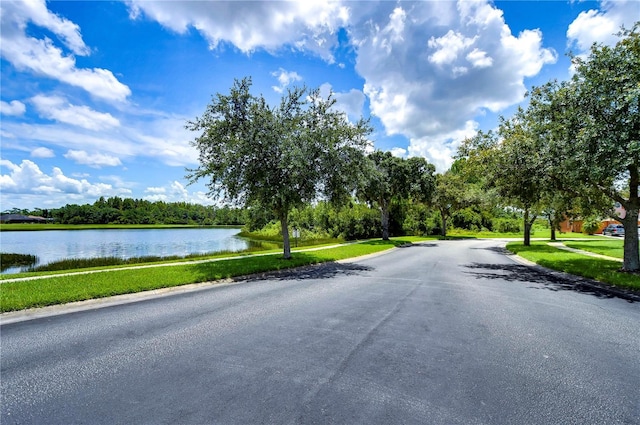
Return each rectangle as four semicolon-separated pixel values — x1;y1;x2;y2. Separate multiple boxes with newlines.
143;181;215;205
0;159;131;200
64;150;122;168
318;83;365;121
126;0;349;61
0;100;26;116
567;0;638;54
390;147;407;158
350;0;556;171
1;112;197;168
272;68;303;93
0;0;130;102
31;95;120;130
428;30;477;66
31;147;55;158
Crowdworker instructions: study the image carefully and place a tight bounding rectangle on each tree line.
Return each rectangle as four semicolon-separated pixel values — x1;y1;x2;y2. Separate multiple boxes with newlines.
4;197;246;225
455;24;639;271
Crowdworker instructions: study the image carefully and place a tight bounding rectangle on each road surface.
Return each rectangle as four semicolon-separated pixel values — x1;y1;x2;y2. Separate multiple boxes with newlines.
1;239;639;424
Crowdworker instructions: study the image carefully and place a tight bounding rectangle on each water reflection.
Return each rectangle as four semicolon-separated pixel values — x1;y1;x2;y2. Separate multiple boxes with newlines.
1;228;259;274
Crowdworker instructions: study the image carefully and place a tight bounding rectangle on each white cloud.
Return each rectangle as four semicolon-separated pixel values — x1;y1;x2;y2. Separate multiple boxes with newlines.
1;111;197;168
271;68;303;93
428;30;477;66
145;186;166;195
0;159;131;202
408;120;480;172
350;0;556;170
143;181;215;205
64;150;122;168
567;0;638;54
466;48;493;68
390;147;407;158
0;0;130;102
318;83;365;121
126;0;349;61
31;95;120;130
31;147;55;158
0;100;26;116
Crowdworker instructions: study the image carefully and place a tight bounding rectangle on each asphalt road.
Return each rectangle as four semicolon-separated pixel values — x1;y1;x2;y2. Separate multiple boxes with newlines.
1;239;639;424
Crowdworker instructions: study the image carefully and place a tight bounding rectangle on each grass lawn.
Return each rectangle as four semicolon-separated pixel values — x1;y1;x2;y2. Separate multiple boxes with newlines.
563;239;624;259
506;241;640;291
0;238;422;313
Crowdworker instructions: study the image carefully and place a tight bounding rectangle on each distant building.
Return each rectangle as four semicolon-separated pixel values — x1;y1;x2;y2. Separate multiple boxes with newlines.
558;202;638;234
0;214;48;224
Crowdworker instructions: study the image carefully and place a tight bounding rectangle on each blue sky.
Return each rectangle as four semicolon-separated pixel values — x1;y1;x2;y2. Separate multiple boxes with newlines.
1;0;638;210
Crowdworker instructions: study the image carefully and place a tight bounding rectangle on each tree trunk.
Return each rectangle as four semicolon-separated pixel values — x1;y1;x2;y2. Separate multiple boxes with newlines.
381;205;390;240
280;213;291;260
441;212;447;238
621;208;639;272
523;209;535;247
548;213;556;241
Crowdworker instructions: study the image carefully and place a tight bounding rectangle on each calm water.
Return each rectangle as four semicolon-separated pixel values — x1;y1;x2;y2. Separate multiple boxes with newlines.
0;228;251;274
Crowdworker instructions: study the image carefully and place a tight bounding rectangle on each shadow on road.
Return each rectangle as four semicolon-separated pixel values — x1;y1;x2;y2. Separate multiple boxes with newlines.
237;261;374;283
470;246;512;256
407;243;438;248
464;262;636;302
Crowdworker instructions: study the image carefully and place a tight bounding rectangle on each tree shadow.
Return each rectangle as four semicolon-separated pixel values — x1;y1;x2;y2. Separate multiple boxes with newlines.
471;246;513;256
236;261;374;283
464;262;638;302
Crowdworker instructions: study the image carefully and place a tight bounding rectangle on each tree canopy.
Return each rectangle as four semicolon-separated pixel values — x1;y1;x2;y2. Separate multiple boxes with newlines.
358;151;435;240
529;24;639;270
187;77;372;258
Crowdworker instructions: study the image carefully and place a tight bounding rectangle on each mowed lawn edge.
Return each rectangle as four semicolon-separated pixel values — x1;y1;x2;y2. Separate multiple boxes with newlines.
0;238;421;313
506;241;640;291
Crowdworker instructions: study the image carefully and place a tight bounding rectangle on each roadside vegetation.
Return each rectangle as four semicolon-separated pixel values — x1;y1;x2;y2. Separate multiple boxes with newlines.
0;238;420;313
506;241;639;291
0;253;38;272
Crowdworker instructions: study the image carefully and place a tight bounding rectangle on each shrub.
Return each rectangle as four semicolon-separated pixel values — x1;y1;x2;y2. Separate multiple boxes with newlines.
582;217;601;235
0;253;38;272
493;218;521;233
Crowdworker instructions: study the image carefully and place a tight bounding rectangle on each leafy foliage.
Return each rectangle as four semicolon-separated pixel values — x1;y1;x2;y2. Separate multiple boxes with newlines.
2;197;247;226
358;151;435;239
187;78;372;258
528;24;640;270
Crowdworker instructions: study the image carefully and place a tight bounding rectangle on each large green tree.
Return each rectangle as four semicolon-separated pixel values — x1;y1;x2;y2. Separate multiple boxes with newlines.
459;120;548;246
186;78;372;259
530;24;639;270
431;159;486;238
358;151;435;240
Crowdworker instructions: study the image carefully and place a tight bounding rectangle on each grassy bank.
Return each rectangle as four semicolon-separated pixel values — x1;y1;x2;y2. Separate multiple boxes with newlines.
506;241;640;291
0;238;417;313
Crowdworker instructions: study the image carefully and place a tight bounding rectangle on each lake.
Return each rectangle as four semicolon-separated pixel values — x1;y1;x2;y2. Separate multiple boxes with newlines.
0;228;252;274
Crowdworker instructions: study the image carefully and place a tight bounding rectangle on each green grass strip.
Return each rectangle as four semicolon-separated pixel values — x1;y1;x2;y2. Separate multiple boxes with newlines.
0;238;415;313
563;239;624;259
506;241;640;291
